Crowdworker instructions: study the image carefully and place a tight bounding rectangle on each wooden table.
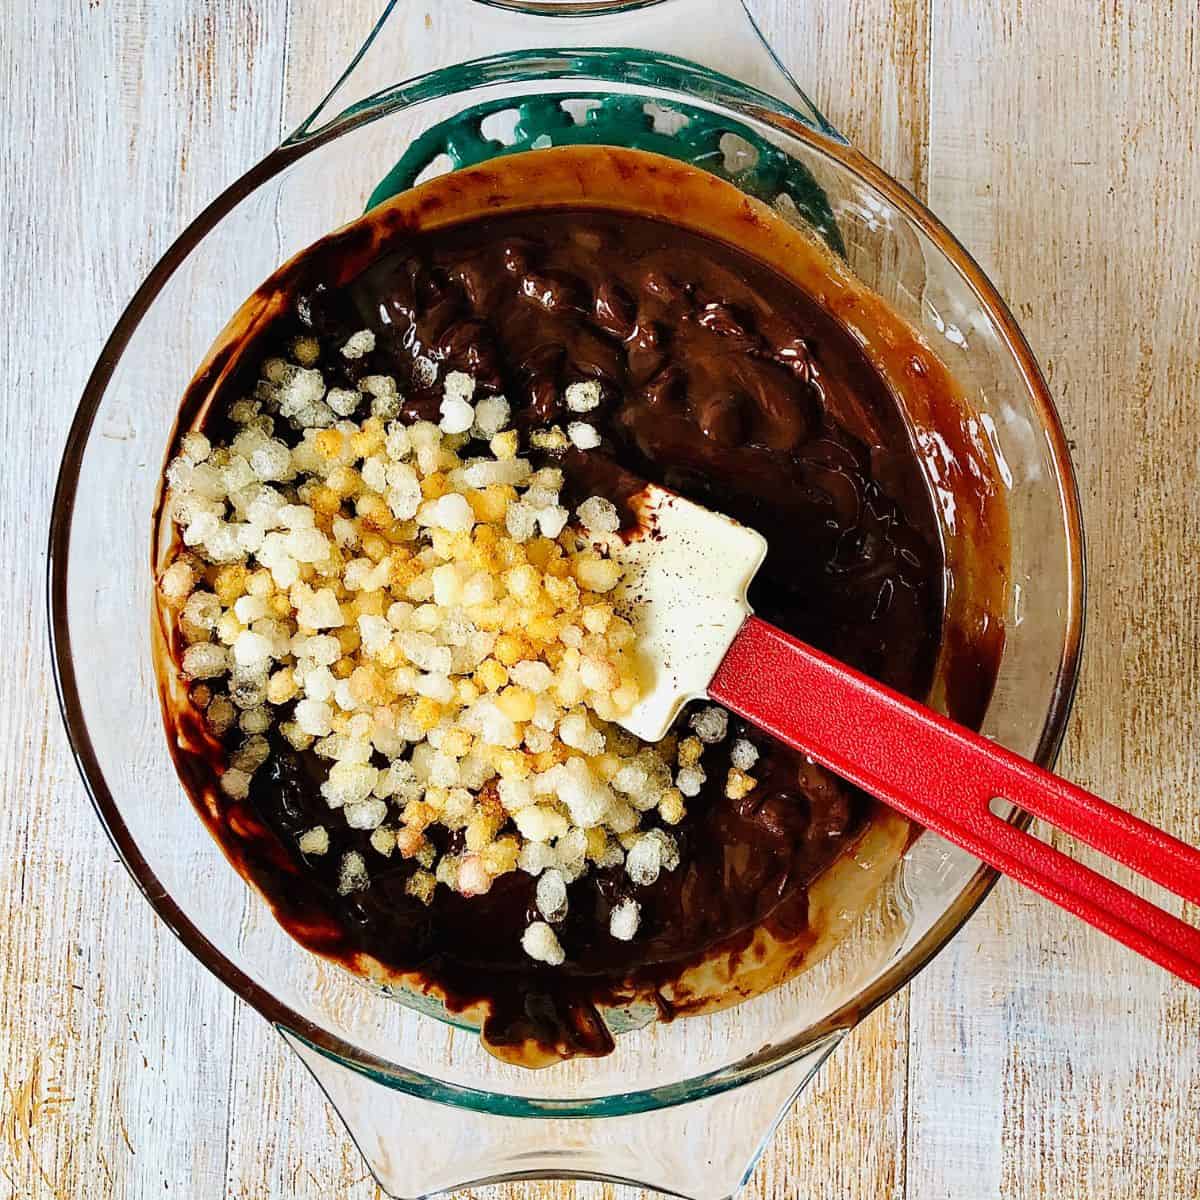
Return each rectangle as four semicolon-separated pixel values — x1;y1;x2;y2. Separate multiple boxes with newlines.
4;2;1198;1197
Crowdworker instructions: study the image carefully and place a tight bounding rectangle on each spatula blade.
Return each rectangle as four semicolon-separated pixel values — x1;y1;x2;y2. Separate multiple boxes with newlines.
597;484;767;743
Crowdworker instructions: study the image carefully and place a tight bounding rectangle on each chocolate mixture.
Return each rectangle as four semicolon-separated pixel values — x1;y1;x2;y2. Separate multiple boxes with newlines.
166;202;993;1061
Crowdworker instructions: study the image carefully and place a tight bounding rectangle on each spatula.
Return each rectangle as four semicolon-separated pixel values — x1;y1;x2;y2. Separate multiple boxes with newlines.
601;483;1200;987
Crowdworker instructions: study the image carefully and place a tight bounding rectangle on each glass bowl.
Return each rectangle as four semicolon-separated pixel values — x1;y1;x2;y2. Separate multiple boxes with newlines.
49;2;1084;1196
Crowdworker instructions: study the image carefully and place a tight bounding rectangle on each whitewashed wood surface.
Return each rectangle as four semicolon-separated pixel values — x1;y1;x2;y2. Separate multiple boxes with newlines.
4;2;1199;1197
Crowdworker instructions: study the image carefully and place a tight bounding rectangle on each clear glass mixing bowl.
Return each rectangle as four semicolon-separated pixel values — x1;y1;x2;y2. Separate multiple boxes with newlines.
49;2;1084;1196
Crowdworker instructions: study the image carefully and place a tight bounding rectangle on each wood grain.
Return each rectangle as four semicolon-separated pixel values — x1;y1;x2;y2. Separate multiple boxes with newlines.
3;1;1198;1198
0;3;286;1198
907;5;1200;1199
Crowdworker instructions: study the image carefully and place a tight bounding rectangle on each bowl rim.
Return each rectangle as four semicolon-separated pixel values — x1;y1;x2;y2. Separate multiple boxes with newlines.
47;69;1085;1115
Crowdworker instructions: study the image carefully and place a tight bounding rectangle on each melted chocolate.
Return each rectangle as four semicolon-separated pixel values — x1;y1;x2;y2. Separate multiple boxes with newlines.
165;205;993;1063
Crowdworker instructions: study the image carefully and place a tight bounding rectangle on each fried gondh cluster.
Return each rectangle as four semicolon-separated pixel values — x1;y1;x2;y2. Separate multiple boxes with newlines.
158;335;723;963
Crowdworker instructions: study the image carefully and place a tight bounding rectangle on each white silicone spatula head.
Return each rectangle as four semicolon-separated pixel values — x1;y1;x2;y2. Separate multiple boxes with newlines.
599;483;767;742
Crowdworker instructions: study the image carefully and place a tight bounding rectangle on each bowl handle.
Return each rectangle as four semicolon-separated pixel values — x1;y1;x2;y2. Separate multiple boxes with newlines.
281;1026;846;1199
291;0;841;145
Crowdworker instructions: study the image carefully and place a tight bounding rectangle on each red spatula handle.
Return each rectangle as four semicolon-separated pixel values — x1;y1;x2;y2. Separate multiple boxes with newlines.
710;616;1200;987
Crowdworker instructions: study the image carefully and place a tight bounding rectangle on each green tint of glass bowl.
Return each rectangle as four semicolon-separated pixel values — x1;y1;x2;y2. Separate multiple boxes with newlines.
367;91;846;256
